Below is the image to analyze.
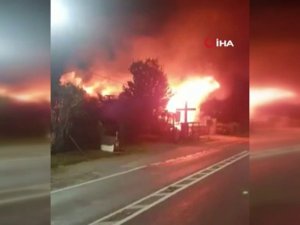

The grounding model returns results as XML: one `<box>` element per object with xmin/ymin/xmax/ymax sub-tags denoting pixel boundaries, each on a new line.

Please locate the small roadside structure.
<box><xmin>101</xmin><ymin>132</ymin><xmax>119</xmax><ymax>153</ymax></box>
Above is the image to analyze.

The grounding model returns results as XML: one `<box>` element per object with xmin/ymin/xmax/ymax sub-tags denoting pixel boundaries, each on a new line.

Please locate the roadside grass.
<box><xmin>51</xmin><ymin>142</ymin><xmax>172</xmax><ymax>169</ymax></box>
<box><xmin>51</xmin><ymin>137</ymin><xmax>215</xmax><ymax>169</ymax></box>
<box><xmin>51</xmin><ymin>150</ymin><xmax>117</xmax><ymax>169</ymax></box>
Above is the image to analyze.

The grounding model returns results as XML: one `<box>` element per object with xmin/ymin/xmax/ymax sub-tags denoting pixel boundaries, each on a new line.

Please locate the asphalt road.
<box><xmin>250</xmin><ymin>128</ymin><xmax>300</xmax><ymax>225</ymax></box>
<box><xmin>124</xmin><ymin>158</ymin><xmax>249</xmax><ymax>225</ymax></box>
<box><xmin>0</xmin><ymin>143</ymin><xmax>50</xmax><ymax>225</ymax></box>
<box><xmin>51</xmin><ymin>137</ymin><xmax>248</xmax><ymax>225</ymax></box>
<box><xmin>2</xmin><ymin>129</ymin><xmax>298</xmax><ymax>225</ymax></box>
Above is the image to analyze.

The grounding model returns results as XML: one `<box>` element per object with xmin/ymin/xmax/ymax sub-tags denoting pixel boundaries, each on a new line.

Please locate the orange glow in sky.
<box><xmin>60</xmin><ymin>71</ymin><xmax>120</xmax><ymax>97</ymax></box>
<box><xmin>60</xmin><ymin>72</ymin><xmax>220</xmax><ymax>123</ymax></box>
<box><xmin>250</xmin><ymin>87</ymin><xmax>296</xmax><ymax>117</ymax></box>
<box><xmin>167</xmin><ymin>76</ymin><xmax>220</xmax><ymax>122</ymax></box>
<box><xmin>0</xmin><ymin>85</ymin><xmax>49</xmax><ymax>103</ymax></box>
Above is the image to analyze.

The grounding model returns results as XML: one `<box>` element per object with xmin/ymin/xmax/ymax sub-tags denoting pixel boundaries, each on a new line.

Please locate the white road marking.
<box><xmin>149</xmin><ymin>149</ymin><xmax>221</xmax><ymax>166</ymax></box>
<box><xmin>88</xmin><ymin>150</ymin><xmax>248</xmax><ymax>225</ymax></box>
<box><xmin>51</xmin><ymin>166</ymin><xmax>146</xmax><ymax>194</ymax></box>
<box><xmin>0</xmin><ymin>191</ymin><xmax>48</xmax><ymax>205</ymax></box>
<box><xmin>0</xmin><ymin>184</ymin><xmax>49</xmax><ymax>196</ymax></box>
<box><xmin>51</xmin><ymin>146</ymin><xmax>233</xmax><ymax>194</ymax></box>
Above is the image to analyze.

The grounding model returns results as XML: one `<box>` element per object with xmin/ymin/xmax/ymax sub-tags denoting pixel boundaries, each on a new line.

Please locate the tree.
<box><xmin>122</xmin><ymin>58</ymin><xmax>170</xmax><ymax>108</ymax></box>
<box><xmin>120</xmin><ymin>58</ymin><xmax>170</xmax><ymax>138</ymax></box>
<box><xmin>70</xmin><ymin>95</ymin><xmax>102</xmax><ymax>150</ymax></box>
<box><xmin>51</xmin><ymin>83</ymin><xmax>102</xmax><ymax>152</ymax></box>
<box><xmin>51</xmin><ymin>84</ymin><xmax>85</xmax><ymax>152</ymax></box>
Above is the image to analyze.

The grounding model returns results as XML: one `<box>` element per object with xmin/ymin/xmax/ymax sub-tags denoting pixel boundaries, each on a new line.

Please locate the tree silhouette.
<box><xmin>123</xmin><ymin>58</ymin><xmax>170</xmax><ymax>111</ymax></box>
<box><xmin>120</xmin><ymin>58</ymin><xmax>170</xmax><ymax>138</ymax></box>
<box><xmin>51</xmin><ymin>84</ymin><xmax>101</xmax><ymax>152</ymax></box>
<box><xmin>51</xmin><ymin>84</ymin><xmax>85</xmax><ymax>152</ymax></box>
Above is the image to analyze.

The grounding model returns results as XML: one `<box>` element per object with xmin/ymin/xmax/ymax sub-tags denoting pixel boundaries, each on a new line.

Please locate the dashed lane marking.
<box><xmin>88</xmin><ymin>150</ymin><xmax>249</xmax><ymax>225</ymax></box>
<box><xmin>51</xmin><ymin>144</ymin><xmax>241</xmax><ymax>194</ymax></box>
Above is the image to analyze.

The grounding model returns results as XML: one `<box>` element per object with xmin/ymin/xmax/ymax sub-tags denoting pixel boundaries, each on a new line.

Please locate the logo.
<box><xmin>204</xmin><ymin>37</ymin><xmax>235</xmax><ymax>48</ymax></box>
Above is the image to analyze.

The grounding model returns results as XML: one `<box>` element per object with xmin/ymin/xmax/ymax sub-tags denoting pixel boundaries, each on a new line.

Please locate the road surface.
<box><xmin>250</xmin><ymin>128</ymin><xmax>300</xmax><ymax>225</ymax></box>
<box><xmin>0</xmin><ymin>143</ymin><xmax>50</xmax><ymax>225</ymax></box>
<box><xmin>51</xmin><ymin>137</ymin><xmax>249</xmax><ymax>225</ymax></box>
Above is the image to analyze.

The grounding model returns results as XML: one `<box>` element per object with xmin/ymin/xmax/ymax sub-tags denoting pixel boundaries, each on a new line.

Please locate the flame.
<box><xmin>167</xmin><ymin>76</ymin><xmax>220</xmax><ymax>122</ymax></box>
<box><xmin>250</xmin><ymin>87</ymin><xmax>296</xmax><ymax>117</ymax></box>
<box><xmin>59</xmin><ymin>71</ymin><xmax>220</xmax><ymax>123</ymax></box>
<box><xmin>59</xmin><ymin>71</ymin><xmax>120</xmax><ymax>97</ymax></box>
<box><xmin>60</xmin><ymin>71</ymin><xmax>83</xmax><ymax>87</ymax></box>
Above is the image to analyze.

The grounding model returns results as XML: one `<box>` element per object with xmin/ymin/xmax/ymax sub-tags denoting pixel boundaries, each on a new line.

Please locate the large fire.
<box><xmin>167</xmin><ymin>76</ymin><xmax>220</xmax><ymax>122</ymax></box>
<box><xmin>60</xmin><ymin>71</ymin><xmax>220</xmax><ymax>123</ymax></box>
<box><xmin>59</xmin><ymin>71</ymin><xmax>121</xmax><ymax>97</ymax></box>
<box><xmin>250</xmin><ymin>87</ymin><xmax>296</xmax><ymax>117</ymax></box>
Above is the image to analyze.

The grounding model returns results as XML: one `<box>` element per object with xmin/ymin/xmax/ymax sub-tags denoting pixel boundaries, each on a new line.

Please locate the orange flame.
<box><xmin>59</xmin><ymin>71</ymin><xmax>120</xmax><ymax>97</ymax></box>
<box><xmin>167</xmin><ymin>76</ymin><xmax>220</xmax><ymax>122</ymax></box>
<box><xmin>59</xmin><ymin>71</ymin><xmax>220</xmax><ymax>123</ymax></box>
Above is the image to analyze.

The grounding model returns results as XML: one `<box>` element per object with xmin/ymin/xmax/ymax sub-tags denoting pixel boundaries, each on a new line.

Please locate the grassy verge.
<box><xmin>51</xmin><ymin>142</ymin><xmax>172</xmax><ymax>169</ymax></box>
<box><xmin>51</xmin><ymin>142</ymin><xmax>176</xmax><ymax>169</ymax></box>
<box><xmin>51</xmin><ymin>150</ymin><xmax>120</xmax><ymax>169</ymax></box>
<box><xmin>51</xmin><ymin>138</ymin><xmax>216</xmax><ymax>169</ymax></box>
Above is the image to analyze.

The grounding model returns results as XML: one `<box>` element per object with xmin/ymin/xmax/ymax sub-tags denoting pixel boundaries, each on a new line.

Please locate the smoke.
<box><xmin>56</xmin><ymin>0</ymin><xmax>248</xmax><ymax>101</ymax></box>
